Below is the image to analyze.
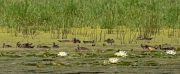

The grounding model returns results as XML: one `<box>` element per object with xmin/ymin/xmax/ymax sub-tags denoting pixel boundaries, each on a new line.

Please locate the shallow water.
<box><xmin>0</xmin><ymin>43</ymin><xmax>180</xmax><ymax>74</ymax></box>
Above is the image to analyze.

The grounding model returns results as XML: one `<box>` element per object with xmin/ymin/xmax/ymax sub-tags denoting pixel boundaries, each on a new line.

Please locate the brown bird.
<box><xmin>73</xmin><ymin>38</ymin><xmax>81</xmax><ymax>43</ymax></box>
<box><xmin>153</xmin><ymin>45</ymin><xmax>160</xmax><ymax>49</ymax></box>
<box><xmin>103</xmin><ymin>43</ymin><xmax>107</xmax><ymax>46</ymax></box>
<box><xmin>52</xmin><ymin>42</ymin><xmax>59</xmax><ymax>48</ymax></box>
<box><xmin>104</xmin><ymin>38</ymin><xmax>115</xmax><ymax>45</ymax></box>
<box><xmin>16</xmin><ymin>42</ymin><xmax>34</xmax><ymax>48</ymax></box>
<box><xmin>92</xmin><ymin>43</ymin><xmax>95</xmax><ymax>46</ymax></box>
<box><xmin>140</xmin><ymin>44</ymin><xmax>155</xmax><ymax>51</ymax></box>
<box><xmin>136</xmin><ymin>36</ymin><xmax>144</xmax><ymax>40</ymax></box>
<box><xmin>136</xmin><ymin>37</ymin><xmax>153</xmax><ymax>40</ymax></box>
<box><xmin>75</xmin><ymin>45</ymin><xmax>89</xmax><ymax>51</ymax></box>
<box><xmin>2</xmin><ymin>43</ymin><xmax>12</xmax><ymax>48</ymax></box>
<box><xmin>37</xmin><ymin>44</ymin><xmax>51</xmax><ymax>48</ymax></box>
<box><xmin>140</xmin><ymin>44</ymin><xmax>148</xmax><ymax>49</ymax></box>
<box><xmin>83</xmin><ymin>40</ymin><xmax>95</xmax><ymax>43</ymax></box>
<box><xmin>58</xmin><ymin>40</ymin><xmax>72</xmax><ymax>42</ymax></box>
<box><xmin>159</xmin><ymin>45</ymin><xmax>176</xmax><ymax>50</ymax></box>
<box><xmin>143</xmin><ymin>37</ymin><xmax>153</xmax><ymax>40</ymax></box>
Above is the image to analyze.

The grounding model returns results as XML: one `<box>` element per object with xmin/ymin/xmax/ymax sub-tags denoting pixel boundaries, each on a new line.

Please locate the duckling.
<box><xmin>147</xmin><ymin>46</ymin><xmax>155</xmax><ymax>51</ymax></box>
<box><xmin>75</xmin><ymin>45</ymin><xmax>89</xmax><ymax>51</ymax></box>
<box><xmin>52</xmin><ymin>42</ymin><xmax>59</xmax><ymax>48</ymax></box>
<box><xmin>2</xmin><ymin>43</ymin><xmax>12</xmax><ymax>48</ymax></box>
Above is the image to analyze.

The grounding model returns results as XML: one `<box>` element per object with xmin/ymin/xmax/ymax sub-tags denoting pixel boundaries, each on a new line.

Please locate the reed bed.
<box><xmin>0</xmin><ymin>0</ymin><xmax>180</xmax><ymax>42</ymax></box>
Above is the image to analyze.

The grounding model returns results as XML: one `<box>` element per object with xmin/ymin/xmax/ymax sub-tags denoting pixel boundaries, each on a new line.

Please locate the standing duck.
<box><xmin>2</xmin><ymin>43</ymin><xmax>12</xmax><ymax>48</ymax></box>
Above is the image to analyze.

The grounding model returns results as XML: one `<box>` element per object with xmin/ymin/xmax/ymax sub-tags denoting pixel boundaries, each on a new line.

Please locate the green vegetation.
<box><xmin>0</xmin><ymin>0</ymin><xmax>180</xmax><ymax>39</ymax></box>
<box><xmin>0</xmin><ymin>49</ymin><xmax>179</xmax><ymax>67</ymax></box>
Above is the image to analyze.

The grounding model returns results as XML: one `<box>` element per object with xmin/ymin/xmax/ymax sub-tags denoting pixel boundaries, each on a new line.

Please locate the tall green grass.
<box><xmin>0</xmin><ymin>0</ymin><xmax>180</xmax><ymax>39</ymax></box>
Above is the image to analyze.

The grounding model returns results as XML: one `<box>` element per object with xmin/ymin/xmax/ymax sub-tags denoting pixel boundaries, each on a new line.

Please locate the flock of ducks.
<box><xmin>2</xmin><ymin>37</ymin><xmax>177</xmax><ymax>51</ymax></box>
<box><xmin>141</xmin><ymin>43</ymin><xmax>176</xmax><ymax>51</ymax></box>
<box><xmin>2</xmin><ymin>38</ymin><xmax>115</xmax><ymax>51</ymax></box>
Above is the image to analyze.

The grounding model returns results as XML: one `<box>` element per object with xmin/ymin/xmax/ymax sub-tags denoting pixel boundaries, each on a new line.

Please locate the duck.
<box><xmin>159</xmin><ymin>45</ymin><xmax>176</xmax><ymax>50</ymax></box>
<box><xmin>140</xmin><ymin>44</ymin><xmax>148</xmax><ymax>49</ymax></box>
<box><xmin>153</xmin><ymin>45</ymin><xmax>160</xmax><ymax>49</ymax></box>
<box><xmin>136</xmin><ymin>37</ymin><xmax>153</xmax><ymax>40</ymax></box>
<box><xmin>28</xmin><ymin>46</ymin><xmax>35</xmax><ymax>48</ymax></box>
<box><xmin>37</xmin><ymin>44</ymin><xmax>51</xmax><ymax>48</ymax></box>
<box><xmin>2</xmin><ymin>43</ymin><xmax>12</xmax><ymax>48</ymax></box>
<box><xmin>52</xmin><ymin>42</ymin><xmax>59</xmax><ymax>48</ymax></box>
<box><xmin>103</xmin><ymin>43</ymin><xmax>107</xmax><ymax>46</ymax></box>
<box><xmin>92</xmin><ymin>43</ymin><xmax>95</xmax><ymax>46</ymax></box>
<box><xmin>141</xmin><ymin>44</ymin><xmax>156</xmax><ymax>51</ymax></box>
<box><xmin>104</xmin><ymin>38</ymin><xmax>115</xmax><ymax>45</ymax></box>
<box><xmin>75</xmin><ymin>45</ymin><xmax>89</xmax><ymax>51</ymax></box>
<box><xmin>73</xmin><ymin>38</ymin><xmax>81</xmax><ymax>43</ymax></box>
<box><xmin>16</xmin><ymin>42</ymin><xmax>29</xmax><ymax>48</ymax></box>
<box><xmin>136</xmin><ymin>36</ymin><xmax>144</xmax><ymax>40</ymax></box>
<box><xmin>143</xmin><ymin>37</ymin><xmax>153</xmax><ymax>40</ymax></box>
<box><xmin>58</xmin><ymin>40</ymin><xmax>72</xmax><ymax>42</ymax></box>
<box><xmin>16</xmin><ymin>42</ymin><xmax>34</xmax><ymax>48</ymax></box>
<box><xmin>83</xmin><ymin>40</ymin><xmax>95</xmax><ymax>43</ymax></box>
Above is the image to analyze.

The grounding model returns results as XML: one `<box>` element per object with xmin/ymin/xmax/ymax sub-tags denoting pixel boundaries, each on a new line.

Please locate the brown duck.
<box><xmin>37</xmin><ymin>44</ymin><xmax>51</xmax><ymax>48</ymax></box>
<box><xmin>140</xmin><ymin>44</ymin><xmax>156</xmax><ymax>51</ymax></box>
<box><xmin>2</xmin><ymin>43</ymin><xmax>12</xmax><ymax>48</ymax></box>
<box><xmin>73</xmin><ymin>38</ymin><xmax>81</xmax><ymax>43</ymax></box>
<box><xmin>104</xmin><ymin>38</ymin><xmax>115</xmax><ymax>45</ymax></box>
<box><xmin>92</xmin><ymin>43</ymin><xmax>95</xmax><ymax>46</ymax></box>
<box><xmin>52</xmin><ymin>42</ymin><xmax>59</xmax><ymax>48</ymax></box>
<box><xmin>140</xmin><ymin>44</ymin><xmax>148</xmax><ymax>49</ymax></box>
<box><xmin>137</xmin><ymin>37</ymin><xmax>153</xmax><ymax>40</ymax></box>
<box><xmin>16</xmin><ymin>42</ymin><xmax>34</xmax><ymax>48</ymax></box>
<box><xmin>159</xmin><ymin>44</ymin><xmax>176</xmax><ymax>50</ymax></box>
<box><xmin>83</xmin><ymin>40</ymin><xmax>95</xmax><ymax>43</ymax></box>
<box><xmin>58</xmin><ymin>40</ymin><xmax>72</xmax><ymax>42</ymax></box>
<box><xmin>75</xmin><ymin>45</ymin><xmax>89</xmax><ymax>51</ymax></box>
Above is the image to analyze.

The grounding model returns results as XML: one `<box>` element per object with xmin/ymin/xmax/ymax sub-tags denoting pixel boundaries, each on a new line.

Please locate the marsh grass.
<box><xmin>1</xmin><ymin>0</ymin><xmax>180</xmax><ymax>39</ymax></box>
